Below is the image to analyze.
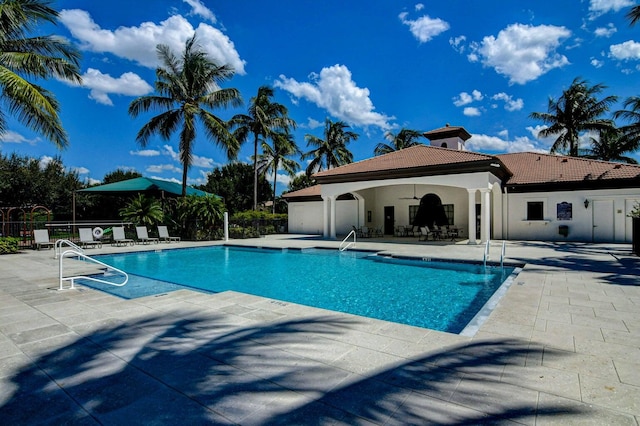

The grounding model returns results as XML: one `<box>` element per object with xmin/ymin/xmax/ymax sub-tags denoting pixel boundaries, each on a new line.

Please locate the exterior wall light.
<box><xmin>584</xmin><ymin>199</ymin><xmax>590</xmax><ymax>209</ymax></box>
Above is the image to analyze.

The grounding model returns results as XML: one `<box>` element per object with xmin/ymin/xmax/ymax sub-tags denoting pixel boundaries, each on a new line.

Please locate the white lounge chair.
<box><xmin>418</xmin><ymin>226</ymin><xmax>433</xmax><ymax>241</ymax></box>
<box><xmin>112</xmin><ymin>226</ymin><xmax>134</xmax><ymax>246</ymax></box>
<box><xmin>33</xmin><ymin>229</ymin><xmax>54</xmax><ymax>250</ymax></box>
<box><xmin>79</xmin><ymin>228</ymin><xmax>102</xmax><ymax>248</ymax></box>
<box><xmin>158</xmin><ymin>226</ymin><xmax>180</xmax><ymax>243</ymax></box>
<box><xmin>136</xmin><ymin>226</ymin><xmax>159</xmax><ymax>244</ymax></box>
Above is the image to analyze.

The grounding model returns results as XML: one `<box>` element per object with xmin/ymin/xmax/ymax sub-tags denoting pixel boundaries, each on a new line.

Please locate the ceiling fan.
<box><xmin>399</xmin><ymin>185</ymin><xmax>420</xmax><ymax>200</ymax></box>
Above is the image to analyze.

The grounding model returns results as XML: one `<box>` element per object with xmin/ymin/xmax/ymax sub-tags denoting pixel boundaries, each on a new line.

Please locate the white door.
<box><xmin>593</xmin><ymin>200</ymin><xmax>614</xmax><ymax>242</ymax></box>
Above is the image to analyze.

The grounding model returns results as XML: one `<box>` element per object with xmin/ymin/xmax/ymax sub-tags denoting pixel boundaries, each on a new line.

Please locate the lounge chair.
<box><xmin>33</xmin><ymin>229</ymin><xmax>54</xmax><ymax>250</ymax></box>
<box><xmin>112</xmin><ymin>226</ymin><xmax>134</xmax><ymax>246</ymax></box>
<box><xmin>418</xmin><ymin>226</ymin><xmax>433</xmax><ymax>241</ymax></box>
<box><xmin>79</xmin><ymin>228</ymin><xmax>102</xmax><ymax>248</ymax></box>
<box><xmin>136</xmin><ymin>226</ymin><xmax>159</xmax><ymax>244</ymax></box>
<box><xmin>158</xmin><ymin>225</ymin><xmax>180</xmax><ymax>242</ymax></box>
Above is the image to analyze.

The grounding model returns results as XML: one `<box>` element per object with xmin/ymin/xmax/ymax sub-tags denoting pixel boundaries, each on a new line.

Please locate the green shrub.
<box><xmin>0</xmin><ymin>237</ymin><xmax>20</xmax><ymax>254</ymax></box>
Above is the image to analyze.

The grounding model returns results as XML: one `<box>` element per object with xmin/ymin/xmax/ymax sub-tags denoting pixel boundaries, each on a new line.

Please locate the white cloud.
<box><xmin>609</xmin><ymin>40</ymin><xmax>640</xmax><ymax>60</ymax></box>
<box><xmin>274</xmin><ymin>64</ymin><xmax>393</xmax><ymax>129</ymax></box>
<box><xmin>468</xmin><ymin>24</ymin><xmax>571</xmax><ymax>84</ymax></box>
<box><xmin>39</xmin><ymin>155</ymin><xmax>55</xmax><ymax>169</ymax></box>
<box><xmin>183</xmin><ymin>0</ymin><xmax>216</xmax><ymax>23</ymax></box>
<box><xmin>588</xmin><ymin>0</ymin><xmax>634</xmax><ymax>19</ymax></box>
<box><xmin>130</xmin><ymin>149</ymin><xmax>161</xmax><ymax>157</ymax></box>
<box><xmin>59</xmin><ymin>10</ymin><xmax>246</xmax><ymax>74</ymax></box>
<box><xmin>453</xmin><ymin>90</ymin><xmax>483</xmax><ymax>106</ymax></box>
<box><xmin>162</xmin><ymin>144</ymin><xmax>217</xmax><ymax>169</ymax></box>
<box><xmin>467</xmin><ymin>133</ymin><xmax>546</xmax><ymax>153</ymax></box>
<box><xmin>146</xmin><ymin>164</ymin><xmax>182</xmax><ymax>174</ymax></box>
<box><xmin>151</xmin><ymin>175</ymin><xmax>181</xmax><ymax>184</ymax></box>
<box><xmin>399</xmin><ymin>12</ymin><xmax>449</xmax><ymax>43</ymax></box>
<box><xmin>491</xmin><ymin>92</ymin><xmax>524</xmax><ymax>111</ymax></box>
<box><xmin>305</xmin><ymin>117</ymin><xmax>323</xmax><ymax>129</ymax></box>
<box><xmin>415</xmin><ymin>4</ymin><xmax>424</xmax><ymax>12</ymax></box>
<box><xmin>449</xmin><ymin>35</ymin><xmax>467</xmax><ymax>53</ymax></box>
<box><xmin>73</xmin><ymin>68</ymin><xmax>153</xmax><ymax>105</ymax></box>
<box><xmin>0</xmin><ymin>130</ymin><xmax>40</xmax><ymax>145</ymax></box>
<box><xmin>591</xmin><ymin>58</ymin><xmax>605</xmax><ymax>67</ymax></box>
<box><xmin>72</xmin><ymin>166</ymin><xmax>90</xmax><ymax>175</ymax></box>
<box><xmin>594</xmin><ymin>23</ymin><xmax>617</xmax><ymax>37</ymax></box>
<box><xmin>463</xmin><ymin>107</ymin><xmax>481</xmax><ymax>117</ymax></box>
<box><xmin>87</xmin><ymin>177</ymin><xmax>101</xmax><ymax>185</ymax></box>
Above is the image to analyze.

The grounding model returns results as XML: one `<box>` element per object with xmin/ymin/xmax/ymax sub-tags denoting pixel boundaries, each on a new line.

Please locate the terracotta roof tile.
<box><xmin>282</xmin><ymin>184</ymin><xmax>321</xmax><ymax>198</ymax></box>
<box><xmin>496</xmin><ymin>152</ymin><xmax>640</xmax><ymax>185</ymax></box>
<box><xmin>424</xmin><ymin>125</ymin><xmax>471</xmax><ymax>141</ymax></box>
<box><xmin>314</xmin><ymin>145</ymin><xmax>494</xmax><ymax>179</ymax></box>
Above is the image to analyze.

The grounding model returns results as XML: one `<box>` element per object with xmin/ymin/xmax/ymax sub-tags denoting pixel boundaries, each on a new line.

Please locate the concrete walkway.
<box><xmin>0</xmin><ymin>237</ymin><xmax>638</xmax><ymax>425</ymax></box>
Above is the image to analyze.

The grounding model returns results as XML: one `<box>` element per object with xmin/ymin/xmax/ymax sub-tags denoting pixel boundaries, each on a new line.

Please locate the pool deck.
<box><xmin>1</xmin><ymin>235</ymin><xmax>639</xmax><ymax>425</ymax></box>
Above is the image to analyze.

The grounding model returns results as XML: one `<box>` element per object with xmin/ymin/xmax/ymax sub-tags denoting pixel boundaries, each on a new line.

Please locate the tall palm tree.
<box><xmin>627</xmin><ymin>5</ymin><xmax>640</xmax><ymax>26</ymax></box>
<box><xmin>303</xmin><ymin>118</ymin><xmax>358</xmax><ymax>175</ymax></box>
<box><xmin>581</xmin><ymin>127</ymin><xmax>638</xmax><ymax>164</ymax></box>
<box><xmin>229</xmin><ymin>86</ymin><xmax>296</xmax><ymax>210</ymax></box>
<box><xmin>257</xmin><ymin>131</ymin><xmax>300</xmax><ymax>213</ymax></box>
<box><xmin>374</xmin><ymin>128</ymin><xmax>424</xmax><ymax>156</ymax></box>
<box><xmin>0</xmin><ymin>0</ymin><xmax>81</xmax><ymax>148</ymax></box>
<box><xmin>530</xmin><ymin>77</ymin><xmax>617</xmax><ymax>156</ymax></box>
<box><xmin>614</xmin><ymin>96</ymin><xmax>640</xmax><ymax>152</ymax></box>
<box><xmin>128</xmin><ymin>35</ymin><xmax>242</xmax><ymax>196</ymax></box>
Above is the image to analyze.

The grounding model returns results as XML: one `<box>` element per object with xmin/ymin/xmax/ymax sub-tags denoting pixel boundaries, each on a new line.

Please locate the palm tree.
<box><xmin>119</xmin><ymin>194</ymin><xmax>164</xmax><ymax>225</ymax></box>
<box><xmin>257</xmin><ymin>131</ymin><xmax>300</xmax><ymax>213</ymax></box>
<box><xmin>303</xmin><ymin>118</ymin><xmax>358</xmax><ymax>175</ymax></box>
<box><xmin>229</xmin><ymin>86</ymin><xmax>296</xmax><ymax>210</ymax></box>
<box><xmin>0</xmin><ymin>0</ymin><xmax>82</xmax><ymax>148</ymax></box>
<box><xmin>627</xmin><ymin>5</ymin><xmax>640</xmax><ymax>26</ymax></box>
<box><xmin>374</xmin><ymin>128</ymin><xmax>424</xmax><ymax>156</ymax></box>
<box><xmin>614</xmin><ymin>96</ymin><xmax>640</xmax><ymax>153</ymax></box>
<box><xmin>128</xmin><ymin>35</ymin><xmax>242</xmax><ymax>196</ymax></box>
<box><xmin>581</xmin><ymin>127</ymin><xmax>638</xmax><ymax>164</ymax></box>
<box><xmin>530</xmin><ymin>78</ymin><xmax>617</xmax><ymax>156</ymax></box>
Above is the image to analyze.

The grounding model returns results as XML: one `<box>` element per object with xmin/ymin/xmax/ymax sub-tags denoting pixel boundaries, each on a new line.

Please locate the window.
<box><xmin>409</xmin><ymin>205</ymin><xmax>419</xmax><ymax>224</ymax></box>
<box><xmin>442</xmin><ymin>204</ymin><xmax>454</xmax><ymax>225</ymax></box>
<box><xmin>527</xmin><ymin>201</ymin><xmax>544</xmax><ymax>220</ymax></box>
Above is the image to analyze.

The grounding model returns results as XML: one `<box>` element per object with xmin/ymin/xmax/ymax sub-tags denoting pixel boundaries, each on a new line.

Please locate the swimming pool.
<box><xmin>84</xmin><ymin>246</ymin><xmax>519</xmax><ymax>334</ymax></box>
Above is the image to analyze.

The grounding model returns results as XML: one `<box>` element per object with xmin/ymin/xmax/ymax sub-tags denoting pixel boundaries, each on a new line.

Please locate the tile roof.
<box><xmin>282</xmin><ymin>184</ymin><xmax>321</xmax><ymax>198</ymax></box>
<box><xmin>496</xmin><ymin>152</ymin><xmax>640</xmax><ymax>185</ymax></box>
<box><xmin>423</xmin><ymin>125</ymin><xmax>471</xmax><ymax>141</ymax></box>
<box><xmin>314</xmin><ymin>145</ymin><xmax>495</xmax><ymax>179</ymax></box>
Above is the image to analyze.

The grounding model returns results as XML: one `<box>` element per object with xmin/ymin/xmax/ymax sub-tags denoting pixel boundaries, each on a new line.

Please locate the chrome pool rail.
<box><xmin>58</xmin><ymin>249</ymin><xmax>128</xmax><ymax>291</ymax></box>
<box><xmin>340</xmin><ymin>229</ymin><xmax>357</xmax><ymax>251</ymax></box>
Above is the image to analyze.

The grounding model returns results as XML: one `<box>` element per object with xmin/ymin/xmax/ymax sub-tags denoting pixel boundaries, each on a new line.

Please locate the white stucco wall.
<box><xmin>504</xmin><ymin>189</ymin><xmax>640</xmax><ymax>243</ymax></box>
<box><xmin>287</xmin><ymin>199</ymin><xmax>359</xmax><ymax>235</ymax></box>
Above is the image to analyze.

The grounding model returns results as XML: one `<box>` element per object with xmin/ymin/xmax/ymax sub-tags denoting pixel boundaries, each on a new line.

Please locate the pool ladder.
<box><xmin>483</xmin><ymin>240</ymin><xmax>506</xmax><ymax>269</ymax></box>
<box><xmin>340</xmin><ymin>230</ymin><xmax>357</xmax><ymax>251</ymax></box>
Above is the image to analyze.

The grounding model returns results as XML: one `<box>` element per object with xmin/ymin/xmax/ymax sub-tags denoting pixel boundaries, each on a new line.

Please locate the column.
<box><xmin>479</xmin><ymin>188</ymin><xmax>491</xmax><ymax>243</ymax></box>
<box><xmin>322</xmin><ymin>196</ymin><xmax>329</xmax><ymax>238</ymax></box>
<box><xmin>467</xmin><ymin>189</ymin><xmax>477</xmax><ymax>244</ymax></box>
<box><xmin>329</xmin><ymin>195</ymin><xmax>337</xmax><ymax>239</ymax></box>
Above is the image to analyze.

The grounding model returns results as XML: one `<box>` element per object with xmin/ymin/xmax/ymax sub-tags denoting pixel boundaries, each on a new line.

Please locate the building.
<box><xmin>283</xmin><ymin>125</ymin><xmax>640</xmax><ymax>243</ymax></box>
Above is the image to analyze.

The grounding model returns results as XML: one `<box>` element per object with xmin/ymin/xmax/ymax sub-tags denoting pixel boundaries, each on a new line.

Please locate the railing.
<box><xmin>483</xmin><ymin>239</ymin><xmax>490</xmax><ymax>268</ymax></box>
<box><xmin>54</xmin><ymin>239</ymin><xmax>84</xmax><ymax>259</ymax></box>
<box><xmin>500</xmin><ymin>241</ymin><xmax>506</xmax><ymax>269</ymax></box>
<box><xmin>58</xmin><ymin>249</ymin><xmax>128</xmax><ymax>291</ymax></box>
<box><xmin>340</xmin><ymin>230</ymin><xmax>357</xmax><ymax>252</ymax></box>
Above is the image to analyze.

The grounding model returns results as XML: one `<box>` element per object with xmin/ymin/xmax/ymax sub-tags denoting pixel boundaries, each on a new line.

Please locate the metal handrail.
<box><xmin>500</xmin><ymin>241</ymin><xmax>506</xmax><ymax>269</ymax></box>
<box><xmin>58</xmin><ymin>249</ymin><xmax>128</xmax><ymax>290</ymax></box>
<box><xmin>340</xmin><ymin>230</ymin><xmax>357</xmax><ymax>251</ymax></box>
<box><xmin>483</xmin><ymin>239</ymin><xmax>490</xmax><ymax>268</ymax></box>
<box><xmin>54</xmin><ymin>239</ymin><xmax>84</xmax><ymax>259</ymax></box>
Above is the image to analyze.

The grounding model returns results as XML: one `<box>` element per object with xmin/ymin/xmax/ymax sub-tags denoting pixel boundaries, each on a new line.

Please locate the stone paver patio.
<box><xmin>0</xmin><ymin>236</ymin><xmax>639</xmax><ymax>424</ymax></box>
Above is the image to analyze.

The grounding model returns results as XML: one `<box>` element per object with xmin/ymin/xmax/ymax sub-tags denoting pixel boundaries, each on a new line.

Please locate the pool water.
<box><xmin>85</xmin><ymin>246</ymin><xmax>517</xmax><ymax>333</ymax></box>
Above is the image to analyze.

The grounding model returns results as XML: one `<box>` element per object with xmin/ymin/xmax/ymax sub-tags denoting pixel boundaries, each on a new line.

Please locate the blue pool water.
<box><xmin>84</xmin><ymin>246</ymin><xmax>517</xmax><ymax>333</ymax></box>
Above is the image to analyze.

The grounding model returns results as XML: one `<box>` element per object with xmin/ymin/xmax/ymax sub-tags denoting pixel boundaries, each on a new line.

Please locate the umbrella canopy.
<box><xmin>77</xmin><ymin>177</ymin><xmax>210</xmax><ymax>197</ymax></box>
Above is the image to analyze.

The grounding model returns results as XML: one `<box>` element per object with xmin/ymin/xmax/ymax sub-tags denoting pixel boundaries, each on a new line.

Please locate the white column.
<box><xmin>480</xmin><ymin>188</ymin><xmax>491</xmax><ymax>243</ymax></box>
<box><xmin>322</xmin><ymin>196</ymin><xmax>329</xmax><ymax>238</ymax></box>
<box><xmin>223</xmin><ymin>211</ymin><xmax>229</xmax><ymax>241</ymax></box>
<box><xmin>330</xmin><ymin>195</ymin><xmax>337</xmax><ymax>239</ymax></box>
<box><xmin>467</xmin><ymin>189</ymin><xmax>477</xmax><ymax>244</ymax></box>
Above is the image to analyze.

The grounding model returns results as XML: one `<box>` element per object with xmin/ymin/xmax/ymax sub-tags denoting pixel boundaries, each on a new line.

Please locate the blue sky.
<box><xmin>3</xmin><ymin>0</ymin><xmax>640</xmax><ymax>194</ymax></box>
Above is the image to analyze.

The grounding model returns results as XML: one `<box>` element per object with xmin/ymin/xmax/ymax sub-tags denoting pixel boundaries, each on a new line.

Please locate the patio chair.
<box><xmin>447</xmin><ymin>226</ymin><xmax>460</xmax><ymax>241</ymax></box>
<box><xmin>135</xmin><ymin>226</ymin><xmax>159</xmax><ymax>244</ymax></box>
<box><xmin>112</xmin><ymin>226</ymin><xmax>134</xmax><ymax>246</ymax></box>
<box><xmin>418</xmin><ymin>226</ymin><xmax>433</xmax><ymax>241</ymax></box>
<box><xmin>79</xmin><ymin>228</ymin><xmax>102</xmax><ymax>248</ymax></box>
<box><xmin>158</xmin><ymin>225</ymin><xmax>180</xmax><ymax>243</ymax></box>
<box><xmin>33</xmin><ymin>229</ymin><xmax>54</xmax><ymax>250</ymax></box>
<box><xmin>394</xmin><ymin>226</ymin><xmax>406</xmax><ymax>237</ymax></box>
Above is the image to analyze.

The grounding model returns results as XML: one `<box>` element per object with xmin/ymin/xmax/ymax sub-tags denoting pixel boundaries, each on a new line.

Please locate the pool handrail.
<box><xmin>500</xmin><ymin>241</ymin><xmax>506</xmax><ymax>269</ymax></box>
<box><xmin>58</xmin><ymin>249</ymin><xmax>128</xmax><ymax>291</ymax></box>
<box><xmin>54</xmin><ymin>239</ymin><xmax>84</xmax><ymax>259</ymax></box>
<box><xmin>483</xmin><ymin>239</ymin><xmax>490</xmax><ymax>268</ymax></box>
<box><xmin>340</xmin><ymin>229</ymin><xmax>357</xmax><ymax>251</ymax></box>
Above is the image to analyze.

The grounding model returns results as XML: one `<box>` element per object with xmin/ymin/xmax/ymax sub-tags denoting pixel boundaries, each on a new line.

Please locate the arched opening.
<box><xmin>411</xmin><ymin>193</ymin><xmax>449</xmax><ymax>228</ymax></box>
<box><xmin>441</xmin><ymin>142</ymin><xmax>448</xmax><ymax>148</ymax></box>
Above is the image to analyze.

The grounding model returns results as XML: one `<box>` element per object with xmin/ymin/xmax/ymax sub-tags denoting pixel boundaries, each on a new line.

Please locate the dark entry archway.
<box><xmin>411</xmin><ymin>193</ymin><xmax>448</xmax><ymax>228</ymax></box>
